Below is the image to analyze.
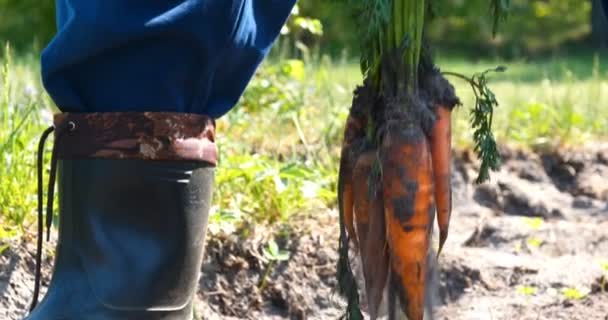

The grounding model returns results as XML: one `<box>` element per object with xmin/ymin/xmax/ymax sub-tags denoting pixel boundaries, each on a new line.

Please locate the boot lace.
<box><xmin>30</xmin><ymin>120</ymin><xmax>75</xmax><ymax>312</ymax></box>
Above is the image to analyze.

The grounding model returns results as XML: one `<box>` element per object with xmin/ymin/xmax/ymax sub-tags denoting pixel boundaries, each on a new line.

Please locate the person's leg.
<box><xmin>27</xmin><ymin>159</ymin><xmax>214</xmax><ymax>320</ymax></box>
<box><xmin>27</xmin><ymin>1</ymin><xmax>295</xmax><ymax>319</ymax></box>
<box><xmin>42</xmin><ymin>0</ymin><xmax>295</xmax><ymax>118</ymax></box>
<box><xmin>26</xmin><ymin>112</ymin><xmax>219</xmax><ymax>320</ymax></box>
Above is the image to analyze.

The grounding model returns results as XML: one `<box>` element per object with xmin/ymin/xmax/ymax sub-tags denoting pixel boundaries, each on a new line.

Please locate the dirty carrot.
<box><xmin>338</xmin><ymin>114</ymin><xmax>367</xmax><ymax>247</ymax></box>
<box><xmin>361</xmin><ymin>184</ymin><xmax>388</xmax><ymax>320</ymax></box>
<box><xmin>338</xmin><ymin>0</ymin><xmax>508</xmax><ymax>318</ymax></box>
<box><xmin>339</xmin><ymin>151</ymin><xmax>357</xmax><ymax>247</ymax></box>
<box><xmin>352</xmin><ymin>150</ymin><xmax>375</xmax><ymax>250</ymax></box>
<box><xmin>430</xmin><ymin>105</ymin><xmax>453</xmax><ymax>256</ymax></box>
<box><xmin>349</xmin><ymin>149</ymin><xmax>390</xmax><ymax>320</ymax></box>
<box><xmin>381</xmin><ymin>124</ymin><xmax>434</xmax><ymax>320</ymax></box>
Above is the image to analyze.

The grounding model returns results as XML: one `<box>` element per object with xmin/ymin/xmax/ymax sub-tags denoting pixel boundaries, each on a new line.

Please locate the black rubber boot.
<box><xmin>25</xmin><ymin>158</ymin><xmax>214</xmax><ymax>320</ymax></box>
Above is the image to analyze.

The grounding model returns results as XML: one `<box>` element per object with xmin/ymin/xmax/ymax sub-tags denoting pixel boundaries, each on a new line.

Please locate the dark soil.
<box><xmin>2</xmin><ymin>144</ymin><xmax>608</xmax><ymax>320</ymax></box>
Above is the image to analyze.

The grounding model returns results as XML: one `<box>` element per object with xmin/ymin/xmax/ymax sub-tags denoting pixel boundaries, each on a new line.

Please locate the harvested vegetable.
<box><xmin>430</xmin><ymin>104</ymin><xmax>452</xmax><ymax>256</ymax></box>
<box><xmin>381</xmin><ymin>116</ymin><xmax>434</xmax><ymax>320</ymax></box>
<box><xmin>336</xmin><ymin>1</ymin><xmax>510</xmax><ymax>319</ymax></box>
<box><xmin>338</xmin><ymin>84</ymin><xmax>374</xmax><ymax>247</ymax></box>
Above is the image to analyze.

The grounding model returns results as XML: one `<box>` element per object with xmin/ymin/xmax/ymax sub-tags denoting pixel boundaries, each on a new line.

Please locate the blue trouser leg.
<box><xmin>42</xmin><ymin>0</ymin><xmax>296</xmax><ymax>117</ymax></box>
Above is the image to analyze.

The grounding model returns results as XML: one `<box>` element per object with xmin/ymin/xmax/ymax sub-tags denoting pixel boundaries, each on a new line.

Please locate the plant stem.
<box><xmin>442</xmin><ymin>71</ymin><xmax>484</xmax><ymax>91</ymax></box>
<box><xmin>258</xmin><ymin>261</ymin><xmax>275</xmax><ymax>291</ymax></box>
<box><xmin>414</xmin><ymin>0</ymin><xmax>426</xmax><ymax>84</ymax></box>
<box><xmin>364</xmin><ymin>0</ymin><xmax>427</xmax><ymax>99</ymax></box>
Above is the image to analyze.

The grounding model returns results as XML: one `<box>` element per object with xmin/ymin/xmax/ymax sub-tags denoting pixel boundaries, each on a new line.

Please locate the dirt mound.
<box><xmin>0</xmin><ymin>239</ymin><xmax>51</xmax><ymax>320</ymax></box>
<box><xmin>2</xmin><ymin>145</ymin><xmax>608</xmax><ymax>320</ymax></box>
<box><xmin>198</xmin><ymin>217</ymin><xmax>344</xmax><ymax>320</ymax></box>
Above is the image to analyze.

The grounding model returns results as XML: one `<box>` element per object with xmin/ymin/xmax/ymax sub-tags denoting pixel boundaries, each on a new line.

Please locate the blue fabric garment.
<box><xmin>41</xmin><ymin>0</ymin><xmax>296</xmax><ymax>118</ymax></box>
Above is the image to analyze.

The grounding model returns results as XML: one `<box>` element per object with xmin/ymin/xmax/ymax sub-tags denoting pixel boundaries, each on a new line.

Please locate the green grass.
<box><xmin>0</xmin><ymin>44</ymin><xmax>53</xmax><ymax>239</ymax></box>
<box><xmin>1</xmin><ymin>48</ymin><xmax>608</xmax><ymax>241</ymax></box>
<box><xmin>436</xmin><ymin>52</ymin><xmax>608</xmax><ymax>83</ymax></box>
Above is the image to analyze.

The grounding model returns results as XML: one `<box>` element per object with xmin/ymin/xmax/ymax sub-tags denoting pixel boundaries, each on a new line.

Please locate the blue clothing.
<box><xmin>41</xmin><ymin>0</ymin><xmax>296</xmax><ymax>118</ymax></box>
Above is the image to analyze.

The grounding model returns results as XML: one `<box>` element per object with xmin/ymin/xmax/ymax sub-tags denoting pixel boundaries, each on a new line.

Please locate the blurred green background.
<box><xmin>2</xmin><ymin>0</ymin><xmax>606</xmax><ymax>57</ymax></box>
<box><xmin>298</xmin><ymin>0</ymin><xmax>608</xmax><ymax>57</ymax></box>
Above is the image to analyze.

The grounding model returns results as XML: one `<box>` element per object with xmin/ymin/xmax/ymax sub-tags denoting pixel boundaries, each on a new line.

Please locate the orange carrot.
<box><xmin>381</xmin><ymin>124</ymin><xmax>434</xmax><ymax>320</ymax></box>
<box><xmin>339</xmin><ymin>153</ymin><xmax>357</xmax><ymax>247</ymax></box>
<box><xmin>352</xmin><ymin>150</ymin><xmax>374</xmax><ymax>250</ymax></box>
<box><xmin>361</xmin><ymin>182</ymin><xmax>388</xmax><ymax>320</ymax></box>
<box><xmin>350</xmin><ymin>149</ymin><xmax>390</xmax><ymax>319</ymax></box>
<box><xmin>338</xmin><ymin>114</ymin><xmax>367</xmax><ymax>247</ymax></box>
<box><xmin>430</xmin><ymin>105</ymin><xmax>452</xmax><ymax>256</ymax></box>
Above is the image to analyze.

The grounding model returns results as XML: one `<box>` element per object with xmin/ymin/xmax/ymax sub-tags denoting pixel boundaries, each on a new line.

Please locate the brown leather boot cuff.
<box><xmin>53</xmin><ymin>112</ymin><xmax>218</xmax><ymax>166</ymax></box>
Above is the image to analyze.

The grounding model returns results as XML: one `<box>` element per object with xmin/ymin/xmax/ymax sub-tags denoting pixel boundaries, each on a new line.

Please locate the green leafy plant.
<box><xmin>214</xmin><ymin>153</ymin><xmax>334</xmax><ymax>225</ymax></box>
<box><xmin>276</xmin><ymin>4</ymin><xmax>324</xmax><ymax>59</ymax></box>
<box><xmin>523</xmin><ymin>217</ymin><xmax>544</xmax><ymax>230</ymax></box>
<box><xmin>237</xmin><ymin>60</ymin><xmax>304</xmax><ymax>115</ymax></box>
<box><xmin>263</xmin><ymin>240</ymin><xmax>291</xmax><ymax>262</ymax></box>
<box><xmin>443</xmin><ymin>66</ymin><xmax>506</xmax><ymax>183</ymax></box>
<box><xmin>259</xmin><ymin>239</ymin><xmax>290</xmax><ymax>290</ymax></box>
<box><xmin>517</xmin><ymin>285</ymin><xmax>538</xmax><ymax>296</ymax></box>
<box><xmin>526</xmin><ymin>236</ymin><xmax>542</xmax><ymax>248</ymax></box>
<box><xmin>207</xmin><ymin>209</ymin><xmax>242</xmax><ymax>235</ymax></box>
<box><xmin>562</xmin><ymin>287</ymin><xmax>587</xmax><ymax>300</ymax></box>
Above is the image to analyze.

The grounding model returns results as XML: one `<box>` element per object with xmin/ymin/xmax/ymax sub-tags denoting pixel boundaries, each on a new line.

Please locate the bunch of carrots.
<box><xmin>336</xmin><ymin>1</ymin><xmax>509</xmax><ymax>319</ymax></box>
<box><xmin>338</xmin><ymin>55</ymin><xmax>458</xmax><ymax>320</ymax></box>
